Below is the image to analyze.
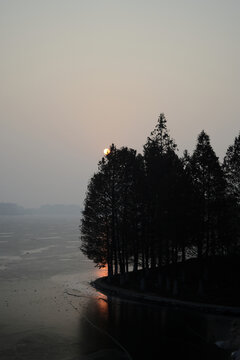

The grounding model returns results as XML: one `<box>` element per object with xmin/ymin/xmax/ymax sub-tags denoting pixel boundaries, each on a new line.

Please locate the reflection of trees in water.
<box><xmin>78</xmin><ymin>297</ymin><xmax>130</xmax><ymax>359</ymax></box>
<box><xmin>79</xmin><ymin>296</ymin><xmax>228</xmax><ymax>360</ymax></box>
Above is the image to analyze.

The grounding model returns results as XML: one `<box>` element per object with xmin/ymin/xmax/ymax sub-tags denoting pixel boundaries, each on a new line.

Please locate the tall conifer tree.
<box><xmin>190</xmin><ymin>131</ymin><xmax>226</xmax><ymax>257</ymax></box>
<box><xmin>143</xmin><ymin>114</ymin><xmax>178</xmax><ymax>267</ymax></box>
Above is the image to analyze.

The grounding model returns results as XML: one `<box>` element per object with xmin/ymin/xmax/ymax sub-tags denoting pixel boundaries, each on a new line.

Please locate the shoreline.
<box><xmin>92</xmin><ymin>276</ymin><xmax>240</xmax><ymax>316</ymax></box>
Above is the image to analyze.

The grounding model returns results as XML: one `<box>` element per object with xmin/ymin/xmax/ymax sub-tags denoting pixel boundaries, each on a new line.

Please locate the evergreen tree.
<box><xmin>81</xmin><ymin>144</ymin><xmax>145</xmax><ymax>277</ymax></box>
<box><xmin>143</xmin><ymin>114</ymin><xmax>178</xmax><ymax>267</ymax></box>
<box><xmin>223</xmin><ymin>133</ymin><xmax>240</xmax><ymax>204</ymax></box>
<box><xmin>190</xmin><ymin>131</ymin><xmax>226</xmax><ymax>257</ymax></box>
<box><xmin>222</xmin><ymin>133</ymin><xmax>240</xmax><ymax>253</ymax></box>
<box><xmin>81</xmin><ymin>172</ymin><xmax>111</xmax><ymax>271</ymax></box>
<box><xmin>181</xmin><ymin>150</ymin><xmax>201</xmax><ymax>259</ymax></box>
<box><xmin>80</xmin><ymin>114</ymin><xmax>240</xmax><ymax>285</ymax></box>
<box><xmin>114</xmin><ymin>149</ymin><xmax>145</xmax><ymax>273</ymax></box>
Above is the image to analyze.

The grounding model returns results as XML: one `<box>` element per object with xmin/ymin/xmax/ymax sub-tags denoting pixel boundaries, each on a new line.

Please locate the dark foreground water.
<box><xmin>0</xmin><ymin>215</ymin><xmax>239</xmax><ymax>360</ymax></box>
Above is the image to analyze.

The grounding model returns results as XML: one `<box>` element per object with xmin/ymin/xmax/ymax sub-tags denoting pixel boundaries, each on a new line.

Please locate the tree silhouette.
<box><xmin>80</xmin><ymin>114</ymin><xmax>240</xmax><ymax>284</ymax></box>
<box><xmin>143</xmin><ymin>114</ymin><xmax>179</xmax><ymax>267</ymax></box>
<box><xmin>80</xmin><ymin>144</ymin><xmax>145</xmax><ymax>277</ymax></box>
<box><xmin>223</xmin><ymin>133</ymin><xmax>240</xmax><ymax>204</ymax></box>
<box><xmin>81</xmin><ymin>172</ymin><xmax>110</xmax><ymax>270</ymax></box>
<box><xmin>190</xmin><ymin>131</ymin><xmax>227</xmax><ymax>257</ymax></box>
<box><xmin>222</xmin><ymin>133</ymin><xmax>240</xmax><ymax>253</ymax></box>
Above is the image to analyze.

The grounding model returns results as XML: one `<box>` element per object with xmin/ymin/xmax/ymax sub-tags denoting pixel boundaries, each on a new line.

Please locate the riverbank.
<box><xmin>92</xmin><ymin>276</ymin><xmax>240</xmax><ymax>315</ymax></box>
<box><xmin>92</xmin><ymin>256</ymin><xmax>240</xmax><ymax>316</ymax></box>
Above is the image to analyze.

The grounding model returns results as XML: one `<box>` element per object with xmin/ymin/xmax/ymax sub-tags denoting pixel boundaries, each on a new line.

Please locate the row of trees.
<box><xmin>81</xmin><ymin>114</ymin><xmax>240</xmax><ymax>277</ymax></box>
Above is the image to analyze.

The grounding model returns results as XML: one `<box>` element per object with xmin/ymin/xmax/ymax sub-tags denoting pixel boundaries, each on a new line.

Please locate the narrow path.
<box><xmin>93</xmin><ymin>277</ymin><xmax>240</xmax><ymax>316</ymax></box>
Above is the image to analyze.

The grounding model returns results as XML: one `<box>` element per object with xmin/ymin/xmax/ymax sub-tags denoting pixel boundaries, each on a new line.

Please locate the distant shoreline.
<box><xmin>0</xmin><ymin>202</ymin><xmax>81</xmax><ymax>216</ymax></box>
<box><xmin>92</xmin><ymin>276</ymin><xmax>240</xmax><ymax>316</ymax></box>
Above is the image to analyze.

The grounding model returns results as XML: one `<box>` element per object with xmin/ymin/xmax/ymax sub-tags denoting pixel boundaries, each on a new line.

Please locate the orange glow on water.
<box><xmin>96</xmin><ymin>266</ymin><xmax>108</xmax><ymax>278</ymax></box>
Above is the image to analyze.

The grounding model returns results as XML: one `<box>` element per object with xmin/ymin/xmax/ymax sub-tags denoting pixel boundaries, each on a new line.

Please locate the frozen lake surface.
<box><xmin>0</xmin><ymin>215</ymin><xmax>239</xmax><ymax>359</ymax></box>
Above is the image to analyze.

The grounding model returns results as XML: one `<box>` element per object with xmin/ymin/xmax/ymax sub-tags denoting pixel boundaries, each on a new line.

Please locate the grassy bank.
<box><xmin>95</xmin><ymin>256</ymin><xmax>240</xmax><ymax>308</ymax></box>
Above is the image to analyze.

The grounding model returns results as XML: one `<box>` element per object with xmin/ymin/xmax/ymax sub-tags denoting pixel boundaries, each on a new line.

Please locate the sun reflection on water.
<box><xmin>96</xmin><ymin>266</ymin><xmax>108</xmax><ymax>278</ymax></box>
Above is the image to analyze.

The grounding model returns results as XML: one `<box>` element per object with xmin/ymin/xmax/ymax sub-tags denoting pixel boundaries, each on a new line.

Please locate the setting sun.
<box><xmin>104</xmin><ymin>148</ymin><xmax>110</xmax><ymax>155</ymax></box>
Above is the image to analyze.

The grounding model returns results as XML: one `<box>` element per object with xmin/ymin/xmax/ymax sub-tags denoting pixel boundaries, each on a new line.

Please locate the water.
<box><xmin>0</xmin><ymin>215</ymin><xmax>239</xmax><ymax>359</ymax></box>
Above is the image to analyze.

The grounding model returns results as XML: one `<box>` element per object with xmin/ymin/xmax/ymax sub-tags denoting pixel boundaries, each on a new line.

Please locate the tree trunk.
<box><xmin>181</xmin><ymin>242</ymin><xmax>186</xmax><ymax>262</ymax></box>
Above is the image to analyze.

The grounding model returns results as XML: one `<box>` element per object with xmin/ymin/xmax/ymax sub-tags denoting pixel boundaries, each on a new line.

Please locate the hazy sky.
<box><xmin>1</xmin><ymin>0</ymin><xmax>239</xmax><ymax>208</ymax></box>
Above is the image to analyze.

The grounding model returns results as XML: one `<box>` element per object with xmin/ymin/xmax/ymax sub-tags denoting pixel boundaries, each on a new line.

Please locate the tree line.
<box><xmin>80</xmin><ymin>114</ymin><xmax>240</xmax><ymax>278</ymax></box>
